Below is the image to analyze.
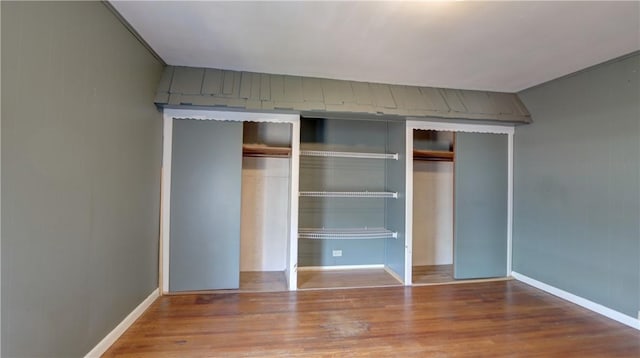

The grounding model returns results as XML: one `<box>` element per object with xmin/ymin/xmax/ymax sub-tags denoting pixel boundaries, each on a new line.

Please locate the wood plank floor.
<box><xmin>297</xmin><ymin>268</ymin><xmax>402</xmax><ymax>290</ymax></box>
<box><xmin>412</xmin><ymin>264</ymin><xmax>454</xmax><ymax>284</ymax></box>
<box><xmin>239</xmin><ymin>271</ymin><xmax>287</xmax><ymax>292</ymax></box>
<box><xmin>103</xmin><ymin>280</ymin><xmax>640</xmax><ymax>357</ymax></box>
<box><xmin>170</xmin><ymin>271</ymin><xmax>288</xmax><ymax>295</ymax></box>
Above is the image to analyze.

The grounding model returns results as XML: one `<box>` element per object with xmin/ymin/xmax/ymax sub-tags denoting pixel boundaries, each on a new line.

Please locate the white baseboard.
<box><xmin>384</xmin><ymin>266</ymin><xmax>404</xmax><ymax>284</ymax></box>
<box><xmin>85</xmin><ymin>288</ymin><xmax>160</xmax><ymax>357</ymax></box>
<box><xmin>298</xmin><ymin>264</ymin><xmax>384</xmax><ymax>271</ymax></box>
<box><xmin>512</xmin><ymin>272</ymin><xmax>640</xmax><ymax>331</ymax></box>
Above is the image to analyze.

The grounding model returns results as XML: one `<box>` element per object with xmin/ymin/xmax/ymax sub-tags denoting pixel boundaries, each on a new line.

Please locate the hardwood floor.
<box><xmin>239</xmin><ymin>271</ymin><xmax>287</xmax><ymax>292</ymax></box>
<box><xmin>297</xmin><ymin>268</ymin><xmax>402</xmax><ymax>290</ymax></box>
<box><xmin>412</xmin><ymin>264</ymin><xmax>454</xmax><ymax>284</ymax></box>
<box><xmin>104</xmin><ymin>280</ymin><xmax>640</xmax><ymax>357</ymax></box>
<box><xmin>167</xmin><ymin>271</ymin><xmax>287</xmax><ymax>295</ymax></box>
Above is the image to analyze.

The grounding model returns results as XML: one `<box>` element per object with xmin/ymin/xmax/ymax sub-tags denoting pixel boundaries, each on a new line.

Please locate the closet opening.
<box><xmin>239</xmin><ymin>122</ymin><xmax>292</xmax><ymax>292</ymax></box>
<box><xmin>412</xmin><ymin>129</ymin><xmax>455</xmax><ymax>284</ymax></box>
<box><xmin>296</xmin><ymin>117</ymin><xmax>406</xmax><ymax>290</ymax></box>
<box><xmin>164</xmin><ymin>111</ymin><xmax>299</xmax><ymax>294</ymax></box>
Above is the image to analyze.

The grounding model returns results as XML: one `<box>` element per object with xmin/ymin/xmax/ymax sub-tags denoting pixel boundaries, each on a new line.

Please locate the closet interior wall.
<box><xmin>412</xmin><ymin>162</ymin><xmax>453</xmax><ymax>265</ymax></box>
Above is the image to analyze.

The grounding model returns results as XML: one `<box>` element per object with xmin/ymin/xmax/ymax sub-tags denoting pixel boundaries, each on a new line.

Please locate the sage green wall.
<box><xmin>514</xmin><ymin>53</ymin><xmax>640</xmax><ymax>317</ymax></box>
<box><xmin>1</xmin><ymin>2</ymin><xmax>163</xmax><ymax>356</ymax></box>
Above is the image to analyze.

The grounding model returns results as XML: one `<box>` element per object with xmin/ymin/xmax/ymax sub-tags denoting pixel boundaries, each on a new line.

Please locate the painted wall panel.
<box><xmin>440</xmin><ymin>89</ymin><xmax>467</xmax><ymax>113</ymax></box>
<box><xmin>398</xmin><ymin>86</ymin><xmax>427</xmax><ymax>110</ymax></box>
<box><xmin>202</xmin><ymin>68</ymin><xmax>223</xmax><ymax>95</ymax></box>
<box><xmin>461</xmin><ymin>91</ymin><xmax>493</xmax><ymax>114</ymax></box>
<box><xmin>298</xmin><ymin>239</ymin><xmax>385</xmax><ymax>266</ymax></box>
<box><xmin>156</xmin><ymin>66</ymin><xmax>174</xmax><ymax>99</ymax></box>
<box><xmin>515</xmin><ymin>53</ymin><xmax>640</xmax><ymax>317</ymax></box>
<box><xmin>239</xmin><ymin>71</ymin><xmax>253</xmax><ymax>99</ymax></box>
<box><xmin>170</xmin><ymin>120</ymin><xmax>243</xmax><ymax>291</ymax></box>
<box><xmin>259</xmin><ymin>73</ymin><xmax>271</xmax><ymax>101</ymax></box>
<box><xmin>371</xmin><ymin>83</ymin><xmax>397</xmax><ymax>109</ymax></box>
<box><xmin>283</xmin><ymin>75</ymin><xmax>303</xmax><ymax>103</ymax></box>
<box><xmin>270</xmin><ymin>74</ymin><xmax>285</xmax><ymax>102</ymax></box>
<box><xmin>388</xmin><ymin>85</ymin><xmax>408</xmax><ymax>109</ymax></box>
<box><xmin>454</xmin><ymin>132</ymin><xmax>508</xmax><ymax>279</ymax></box>
<box><xmin>302</xmin><ymin>77</ymin><xmax>324</xmax><ymax>103</ymax></box>
<box><xmin>322</xmin><ymin>79</ymin><xmax>354</xmax><ymax>105</ymax></box>
<box><xmin>384</xmin><ymin>121</ymin><xmax>407</xmax><ymax>280</ymax></box>
<box><xmin>249</xmin><ymin>72</ymin><xmax>262</xmax><ymax>100</ymax></box>
<box><xmin>1</xmin><ymin>2</ymin><xmax>163</xmax><ymax>356</ymax></box>
<box><xmin>171</xmin><ymin>67</ymin><xmax>204</xmax><ymax>95</ymax></box>
<box><xmin>419</xmin><ymin>87</ymin><xmax>450</xmax><ymax>113</ymax></box>
<box><xmin>156</xmin><ymin>66</ymin><xmax>531</xmax><ymax>123</ymax></box>
<box><xmin>352</xmin><ymin>82</ymin><xmax>373</xmax><ymax>105</ymax></box>
<box><xmin>490</xmin><ymin>92</ymin><xmax>517</xmax><ymax>115</ymax></box>
<box><xmin>222</xmin><ymin>70</ymin><xmax>237</xmax><ymax>95</ymax></box>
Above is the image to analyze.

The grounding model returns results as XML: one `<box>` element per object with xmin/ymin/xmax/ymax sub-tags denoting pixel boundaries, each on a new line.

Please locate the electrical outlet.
<box><xmin>332</xmin><ymin>250</ymin><xmax>342</xmax><ymax>257</ymax></box>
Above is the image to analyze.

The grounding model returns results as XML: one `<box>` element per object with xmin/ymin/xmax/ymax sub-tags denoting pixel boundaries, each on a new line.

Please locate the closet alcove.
<box><xmin>405</xmin><ymin>121</ymin><xmax>512</xmax><ymax>285</ymax></box>
<box><xmin>296</xmin><ymin>117</ymin><xmax>406</xmax><ymax>289</ymax></box>
<box><xmin>163</xmin><ymin>110</ymin><xmax>300</xmax><ymax>293</ymax></box>
<box><xmin>239</xmin><ymin>122</ymin><xmax>292</xmax><ymax>292</ymax></box>
<box><xmin>412</xmin><ymin>130</ymin><xmax>455</xmax><ymax>284</ymax></box>
<box><xmin>161</xmin><ymin>109</ymin><xmax>513</xmax><ymax>294</ymax></box>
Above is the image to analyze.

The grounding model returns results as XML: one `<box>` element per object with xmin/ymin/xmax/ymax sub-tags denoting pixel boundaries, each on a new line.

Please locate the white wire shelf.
<box><xmin>298</xmin><ymin>227</ymin><xmax>398</xmax><ymax>240</ymax></box>
<box><xmin>300</xmin><ymin>150</ymin><xmax>398</xmax><ymax>160</ymax></box>
<box><xmin>299</xmin><ymin>191</ymin><xmax>397</xmax><ymax>198</ymax></box>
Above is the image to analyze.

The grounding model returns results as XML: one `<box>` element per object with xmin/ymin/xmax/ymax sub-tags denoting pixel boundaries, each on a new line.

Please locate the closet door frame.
<box><xmin>161</xmin><ymin>108</ymin><xmax>300</xmax><ymax>293</ymax></box>
<box><xmin>404</xmin><ymin>120</ymin><xmax>514</xmax><ymax>285</ymax></box>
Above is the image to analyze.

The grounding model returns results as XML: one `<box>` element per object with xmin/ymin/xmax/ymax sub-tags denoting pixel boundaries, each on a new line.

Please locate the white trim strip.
<box><xmin>84</xmin><ymin>288</ymin><xmax>160</xmax><ymax>357</ymax></box>
<box><xmin>404</xmin><ymin>122</ymin><xmax>413</xmax><ymax>285</ymax></box>
<box><xmin>512</xmin><ymin>272</ymin><xmax>640</xmax><ymax>330</ymax></box>
<box><xmin>161</xmin><ymin>115</ymin><xmax>172</xmax><ymax>293</ymax></box>
<box><xmin>297</xmin><ymin>264</ymin><xmax>385</xmax><ymax>271</ymax></box>
<box><xmin>506</xmin><ymin>133</ymin><xmax>514</xmax><ymax>274</ymax></box>
<box><xmin>384</xmin><ymin>265</ymin><xmax>405</xmax><ymax>284</ymax></box>
<box><xmin>287</xmin><ymin>118</ymin><xmax>300</xmax><ymax>291</ymax></box>
<box><xmin>406</xmin><ymin>120</ymin><xmax>514</xmax><ymax>135</ymax></box>
<box><xmin>163</xmin><ymin>108</ymin><xmax>299</xmax><ymax>124</ymax></box>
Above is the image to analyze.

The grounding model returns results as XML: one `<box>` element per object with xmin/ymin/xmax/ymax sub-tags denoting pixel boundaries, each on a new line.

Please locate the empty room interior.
<box><xmin>2</xmin><ymin>1</ymin><xmax>640</xmax><ymax>357</ymax></box>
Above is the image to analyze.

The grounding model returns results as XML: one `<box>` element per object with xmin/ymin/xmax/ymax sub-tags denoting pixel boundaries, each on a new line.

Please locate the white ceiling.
<box><xmin>111</xmin><ymin>1</ymin><xmax>640</xmax><ymax>93</ymax></box>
